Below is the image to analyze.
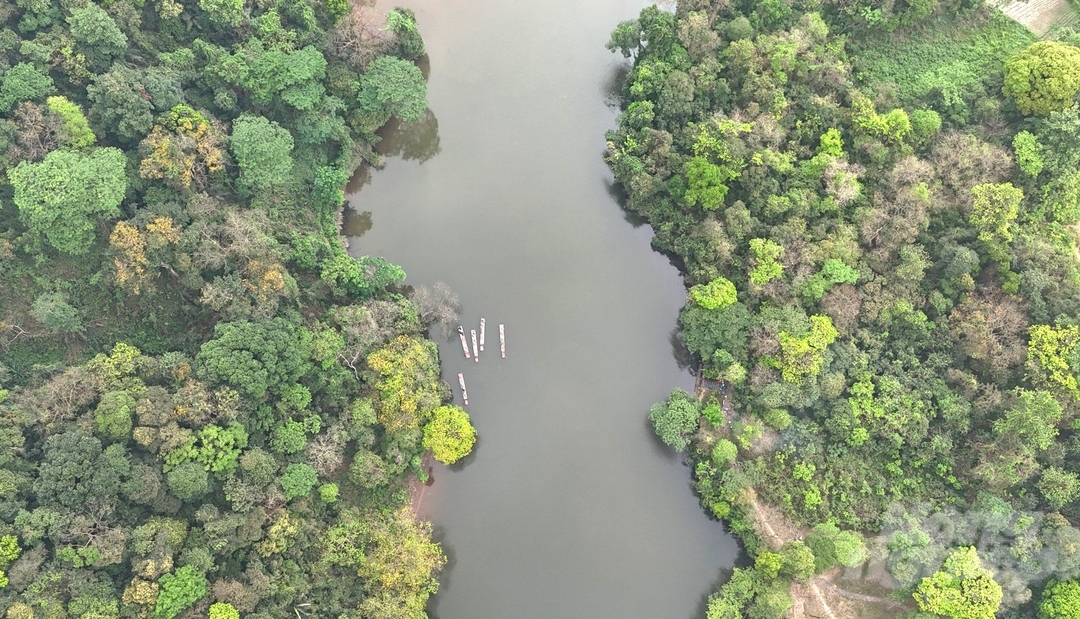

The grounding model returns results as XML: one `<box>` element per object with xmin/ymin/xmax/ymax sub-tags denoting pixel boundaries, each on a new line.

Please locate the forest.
<box><xmin>0</xmin><ymin>0</ymin><xmax>476</xmax><ymax>618</ymax></box>
<box><xmin>607</xmin><ymin>0</ymin><xmax>1080</xmax><ymax>617</ymax></box>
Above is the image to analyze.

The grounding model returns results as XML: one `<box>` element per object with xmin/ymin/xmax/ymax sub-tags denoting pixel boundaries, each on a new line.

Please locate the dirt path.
<box><xmin>993</xmin><ymin>0</ymin><xmax>1078</xmax><ymax>36</ymax></box>
<box><xmin>744</xmin><ymin>495</ymin><xmax>909</xmax><ymax>619</ymax></box>
<box><xmin>816</xmin><ymin>580</ymin><xmax>908</xmax><ymax>610</ymax></box>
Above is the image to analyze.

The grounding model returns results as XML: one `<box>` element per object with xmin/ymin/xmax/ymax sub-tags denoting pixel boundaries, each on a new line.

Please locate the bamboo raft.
<box><xmin>471</xmin><ymin>329</ymin><xmax>479</xmax><ymax>362</ymax></box>
<box><xmin>458</xmin><ymin>373</ymin><xmax>468</xmax><ymax>405</ymax></box>
<box><xmin>457</xmin><ymin>326</ymin><xmax>471</xmax><ymax>359</ymax></box>
<box><xmin>479</xmin><ymin>318</ymin><xmax>486</xmax><ymax>352</ymax></box>
<box><xmin>499</xmin><ymin>324</ymin><xmax>505</xmax><ymax>358</ymax></box>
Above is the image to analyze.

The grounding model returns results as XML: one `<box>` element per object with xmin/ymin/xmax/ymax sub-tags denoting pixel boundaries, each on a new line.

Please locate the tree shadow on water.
<box><xmin>600</xmin><ymin>59</ymin><xmax>633</xmax><ymax>109</ymax></box>
<box><xmin>694</xmin><ymin>567</ymin><xmax>734</xmax><ymax>619</ymax></box>
<box><xmin>603</xmin><ymin>177</ymin><xmax>652</xmax><ymax>228</ymax></box>
<box><xmin>340</xmin><ymin>209</ymin><xmax>373</xmax><ymax>238</ymax></box>
<box><xmin>376</xmin><ymin>108</ymin><xmax>442</xmax><ymax>163</ymax></box>
<box><xmin>643</xmin><ymin>413</ymin><xmax>679</xmax><ymax>462</ymax></box>
<box><xmin>670</xmin><ymin>325</ymin><xmax>695</xmax><ymax>372</ymax></box>
<box><xmin>424</xmin><ymin>523</ymin><xmax>454</xmax><ymax>619</ymax></box>
<box><xmin>446</xmin><ymin>433</ymin><xmax>480</xmax><ymax>472</ymax></box>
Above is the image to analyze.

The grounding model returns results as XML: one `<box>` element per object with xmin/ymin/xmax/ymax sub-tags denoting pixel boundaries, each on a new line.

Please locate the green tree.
<box><xmin>774</xmin><ymin>315</ymin><xmax>838</xmax><ymax>384</ymax></box>
<box><xmin>388</xmin><ymin>9</ymin><xmax>425</xmax><ymax>59</ymax></box>
<box><xmin>30</xmin><ymin>292</ymin><xmax>82</xmax><ymax>333</ymax></box>
<box><xmin>366</xmin><ymin>335</ymin><xmax>441</xmax><ymax>432</ymax></box>
<box><xmin>1013</xmin><ymin>130</ymin><xmax>1044</xmax><ymax>177</ymax></box>
<box><xmin>199</xmin><ymin>0</ymin><xmax>245</xmax><ymax>27</ymax></box>
<box><xmin>1028</xmin><ymin>325</ymin><xmax>1080</xmax><ymax>398</ymax></box>
<box><xmin>313</xmin><ymin>165</ymin><xmax>349</xmax><ymax>214</ymax></box>
<box><xmin>805</xmin><ymin>523</ymin><xmax>867</xmax><ymax>571</ymax></box>
<box><xmin>1004</xmin><ymin>41</ymin><xmax>1080</xmax><ymax>116</ymax></box>
<box><xmin>970</xmin><ymin>183</ymin><xmax>1023</xmax><ymax>262</ymax></box>
<box><xmin>422</xmin><ymin>405</ymin><xmax>477</xmax><ymax>464</ymax></box>
<box><xmin>326</xmin><ymin>0</ymin><xmax>348</xmax><ymax>22</ymax></box>
<box><xmin>320</xmin><ymin>252</ymin><xmax>407</xmax><ymax>299</ymax></box>
<box><xmin>87</xmin><ymin>65</ymin><xmax>154</xmax><ymax>143</ymax></box>
<box><xmin>164</xmin><ymin>423</ymin><xmax>250</xmax><ymax>476</ymax></box>
<box><xmin>356</xmin><ymin>55</ymin><xmax>428</xmax><ymax>128</ymax></box>
<box><xmin>607</xmin><ymin>18</ymin><xmax>643</xmax><ymax>58</ymax></box>
<box><xmin>321</xmin><ymin>508</ymin><xmax>445</xmax><ymax>618</ymax></box>
<box><xmin>155</xmin><ymin>566</ymin><xmax>209</xmax><ymax>619</ymax></box>
<box><xmin>94</xmin><ymin>391</ymin><xmax>136</xmax><ymax>441</ymax></box>
<box><xmin>914</xmin><ymin>547</ymin><xmax>1003</xmax><ymax>619</ymax></box>
<box><xmin>711</xmin><ymin>438</ymin><xmax>738</xmax><ymax>466</ymax></box>
<box><xmin>34</xmin><ymin>430</ymin><xmax>131</xmax><ymax>508</ymax></box>
<box><xmin>684</xmin><ymin>157</ymin><xmax>736</xmax><ymax>211</ymax></box>
<box><xmin>8</xmin><ymin>147</ymin><xmax>127</xmax><ymax>254</ymax></box>
<box><xmin>229</xmin><ymin>114</ymin><xmax>295</xmax><ymax>196</ymax></box>
<box><xmin>209</xmin><ymin>603</ymin><xmax>240</xmax><ymax>619</ymax></box>
<box><xmin>779</xmin><ymin>541</ymin><xmax>816</xmax><ymax>582</ymax></box>
<box><xmin>1040</xmin><ymin>580</ymin><xmax>1080</xmax><ymax>619</ymax></box>
<box><xmin>649</xmin><ymin>388</ymin><xmax>700</xmax><ymax>452</ymax></box>
<box><xmin>755</xmin><ymin>550</ymin><xmax>783</xmax><ymax>580</ymax></box>
<box><xmin>800</xmin><ymin>259</ymin><xmax>859</xmax><ymax>301</ymax></box>
<box><xmin>1038</xmin><ymin>467</ymin><xmax>1080</xmax><ymax>510</ymax></box>
<box><xmin>46</xmin><ymin>96</ymin><xmax>95</xmax><ymax>148</ymax></box>
<box><xmin>748</xmin><ymin>238</ymin><xmax>784</xmax><ymax>286</ymax></box>
<box><xmin>166</xmin><ymin>462</ymin><xmax>210</xmax><ymax>501</ymax></box>
<box><xmin>280</xmin><ymin>463</ymin><xmax>318</xmax><ymax>500</ymax></box>
<box><xmin>689</xmin><ymin>276</ymin><xmax>738</xmax><ymax>310</ymax></box>
<box><xmin>67</xmin><ymin>3</ymin><xmax>127</xmax><ymax>64</ymax></box>
<box><xmin>243</xmin><ymin>45</ymin><xmax>327</xmax><ymax>110</ymax></box>
<box><xmin>994</xmin><ymin>389</ymin><xmax>1063</xmax><ymax>452</ymax></box>
<box><xmin>0</xmin><ymin>535</ymin><xmax>21</xmax><ymax>588</ymax></box>
<box><xmin>196</xmin><ymin>318</ymin><xmax>313</xmax><ymax>401</ymax></box>
<box><xmin>0</xmin><ymin>63</ymin><xmax>55</xmax><ymax>113</ymax></box>
<box><xmin>271</xmin><ymin>416</ymin><xmax>320</xmax><ymax>454</ymax></box>
<box><xmin>319</xmin><ymin>483</ymin><xmax>340</xmax><ymax>503</ymax></box>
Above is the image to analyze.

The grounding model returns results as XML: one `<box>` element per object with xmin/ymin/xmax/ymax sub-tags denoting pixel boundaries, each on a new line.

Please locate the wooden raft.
<box><xmin>458</xmin><ymin>373</ymin><xmax>468</xmax><ymax>405</ymax></box>
<box><xmin>471</xmin><ymin>329</ymin><xmax>479</xmax><ymax>362</ymax></box>
<box><xmin>457</xmin><ymin>326</ymin><xmax>470</xmax><ymax>359</ymax></box>
<box><xmin>479</xmin><ymin>318</ymin><xmax>486</xmax><ymax>352</ymax></box>
<box><xmin>499</xmin><ymin>324</ymin><xmax>506</xmax><ymax>358</ymax></box>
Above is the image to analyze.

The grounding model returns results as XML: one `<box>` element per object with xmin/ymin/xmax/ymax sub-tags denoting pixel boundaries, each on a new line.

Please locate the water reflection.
<box><xmin>669</xmin><ymin>325</ymin><xmax>695</xmax><ymax>371</ymax></box>
<box><xmin>377</xmin><ymin>108</ymin><xmax>442</xmax><ymax>163</ymax></box>
<box><xmin>603</xmin><ymin>178</ymin><xmax>653</xmax><ymax>229</ymax></box>
<box><xmin>602</xmin><ymin>59</ymin><xmax>633</xmax><ymax>108</ymax></box>
<box><xmin>346</xmin><ymin>165</ymin><xmax>372</xmax><ymax>193</ymax></box>
<box><xmin>341</xmin><ymin>209</ymin><xmax>373</xmax><ymax>237</ymax></box>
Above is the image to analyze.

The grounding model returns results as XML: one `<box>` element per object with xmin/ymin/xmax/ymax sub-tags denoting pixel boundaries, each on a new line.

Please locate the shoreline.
<box><xmin>409</xmin><ymin>450</ymin><xmax>435</xmax><ymax>515</ymax></box>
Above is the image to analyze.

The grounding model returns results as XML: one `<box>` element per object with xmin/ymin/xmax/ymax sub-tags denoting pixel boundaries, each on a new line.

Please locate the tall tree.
<box><xmin>8</xmin><ymin>147</ymin><xmax>127</xmax><ymax>254</ymax></box>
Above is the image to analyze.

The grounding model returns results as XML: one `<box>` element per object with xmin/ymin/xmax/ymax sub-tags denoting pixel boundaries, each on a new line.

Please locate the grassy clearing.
<box><xmin>852</xmin><ymin>9</ymin><xmax>1036</xmax><ymax>104</ymax></box>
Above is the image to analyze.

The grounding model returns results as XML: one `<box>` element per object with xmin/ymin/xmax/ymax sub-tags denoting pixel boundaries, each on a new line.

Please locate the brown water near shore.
<box><xmin>344</xmin><ymin>1</ymin><xmax>742</xmax><ymax>617</ymax></box>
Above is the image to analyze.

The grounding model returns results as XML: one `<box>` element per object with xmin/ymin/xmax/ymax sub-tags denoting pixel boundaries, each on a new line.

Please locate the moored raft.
<box><xmin>458</xmin><ymin>326</ymin><xmax>470</xmax><ymax>359</ymax></box>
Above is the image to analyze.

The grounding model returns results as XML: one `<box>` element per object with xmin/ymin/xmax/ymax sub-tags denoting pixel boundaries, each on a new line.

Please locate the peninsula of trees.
<box><xmin>0</xmin><ymin>1</ymin><xmax>474</xmax><ymax>618</ymax></box>
<box><xmin>608</xmin><ymin>0</ymin><xmax>1080</xmax><ymax>617</ymax></box>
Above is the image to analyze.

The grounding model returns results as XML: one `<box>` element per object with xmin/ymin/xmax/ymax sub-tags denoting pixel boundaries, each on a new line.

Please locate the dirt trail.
<box><xmin>816</xmin><ymin>580</ymin><xmax>908</xmax><ymax>610</ymax></box>
<box><xmin>744</xmin><ymin>495</ymin><xmax>907</xmax><ymax>619</ymax></box>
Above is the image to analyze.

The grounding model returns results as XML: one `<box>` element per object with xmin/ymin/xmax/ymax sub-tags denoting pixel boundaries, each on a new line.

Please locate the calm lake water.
<box><xmin>344</xmin><ymin>1</ymin><xmax>741</xmax><ymax>617</ymax></box>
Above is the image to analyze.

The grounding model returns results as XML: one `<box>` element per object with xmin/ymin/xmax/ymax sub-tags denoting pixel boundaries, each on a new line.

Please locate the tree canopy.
<box><xmin>8</xmin><ymin>147</ymin><xmax>127</xmax><ymax>254</ymax></box>
<box><xmin>1004</xmin><ymin>41</ymin><xmax>1080</xmax><ymax>116</ymax></box>
<box><xmin>423</xmin><ymin>405</ymin><xmax>477</xmax><ymax>464</ymax></box>
<box><xmin>0</xmin><ymin>1</ymin><xmax>440</xmax><ymax>615</ymax></box>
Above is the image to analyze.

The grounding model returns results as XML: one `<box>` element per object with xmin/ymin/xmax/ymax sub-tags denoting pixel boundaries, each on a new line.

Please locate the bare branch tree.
<box><xmin>412</xmin><ymin>282</ymin><xmax>460</xmax><ymax>337</ymax></box>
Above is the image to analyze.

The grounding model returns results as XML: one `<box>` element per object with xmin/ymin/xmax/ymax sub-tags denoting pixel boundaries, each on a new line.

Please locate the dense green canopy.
<box><xmin>0</xmin><ymin>0</ymin><xmax>446</xmax><ymax>616</ymax></box>
<box><xmin>607</xmin><ymin>0</ymin><xmax>1080</xmax><ymax>616</ymax></box>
